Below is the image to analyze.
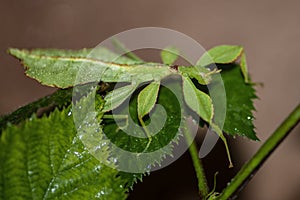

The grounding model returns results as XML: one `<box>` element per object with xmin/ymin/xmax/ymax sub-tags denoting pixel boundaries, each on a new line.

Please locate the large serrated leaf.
<box><xmin>0</xmin><ymin>97</ymin><xmax>133</xmax><ymax>199</ymax></box>
<box><xmin>219</xmin><ymin>64</ymin><xmax>258</xmax><ymax>140</ymax></box>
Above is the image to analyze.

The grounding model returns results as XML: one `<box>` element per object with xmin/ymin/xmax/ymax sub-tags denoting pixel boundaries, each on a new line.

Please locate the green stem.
<box><xmin>138</xmin><ymin>116</ymin><xmax>152</xmax><ymax>152</ymax></box>
<box><xmin>217</xmin><ymin>103</ymin><xmax>300</xmax><ymax>200</ymax></box>
<box><xmin>184</xmin><ymin>123</ymin><xmax>209</xmax><ymax>198</ymax></box>
<box><xmin>103</xmin><ymin>114</ymin><xmax>128</xmax><ymax>120</ymax></box>
<box><xmin>211</xmin><ymin>123</ymin><xmax>233</xmax><ymax>168</ymax></box>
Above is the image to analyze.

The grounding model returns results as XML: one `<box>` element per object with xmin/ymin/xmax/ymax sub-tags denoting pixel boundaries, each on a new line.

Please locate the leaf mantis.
<box><xmin>9</xmin><ymin>44</ymin><xmax>249</xmax><ymax>167</ymax></box>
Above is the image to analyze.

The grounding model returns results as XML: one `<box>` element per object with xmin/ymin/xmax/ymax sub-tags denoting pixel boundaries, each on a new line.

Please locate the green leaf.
<box><xmin>0</xmin><ymin>103</ymin><xmax>130</xmax><ymax>199</ymax></box>
<box><xmin>103</xmin><ymin>83</ymin><xmax>139</xmax><ymax>112</ymax></box>
<box><xmin>219</xmin><ymin>64</ymin><xmax>258</xmax><ymax>140</ymax></box>
<box><xmin>182</xmin><ymin>75</ymin><xmax>213</xmax><ymax>122</ymax></box>
<box><xmin>137</xmin><ymin>81</ymin><xmax>160</xmax><ymax>118</ymax></box>
<box><xmin>240</xmin><ymin>52</ymin><xmax>249</xmax><ymax>83</ymax></box>
<box><xmin>160</xmin><ymin>46</ymin><xmax>180</xmax><ymax>65</ymax></box>
<box><xmin>197</xmin><ymin>45</ymin><xmax>243</xmax><ymax>67</ymax></box>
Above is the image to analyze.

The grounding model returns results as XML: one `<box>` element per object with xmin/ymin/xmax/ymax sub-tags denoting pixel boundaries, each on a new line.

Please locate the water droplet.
<box><xmin>73</xmin><ymin>151</ymin><xmax>83</xmax><ymax>159</ymax></box>
<box><xmin>95</xmin><ymin>190</ymin><xmax>105</xmax><ymax>198</ymax></box>
<box><xmin>100</xmin><ymin>141</ymin><xmax>108</xmax><ymax>147</ymax></box>
<box><xmin>51</xmin><ymin>183</ymin><xmax>59</xmax><ymax>193</ymax></box>
<box><xmin>94</xmin><ymin>165</ymin><xmax>102</xmax><ymax>172</ymax></box>
<box><xmin>113</xmin><ymin>158</ymin><xmax>118</xmax><ymax>164</ymax></box>
<box><xmin>146</xmin><ymin>164</ymin><xmax>151</xmax><ymax>170</ymax></box>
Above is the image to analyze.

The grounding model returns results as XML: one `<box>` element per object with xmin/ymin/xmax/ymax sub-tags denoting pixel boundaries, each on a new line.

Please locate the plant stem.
<box><xmin>138</xmin><ymin>116</ymin><xmax>152</xmax><ymax>152</ymax></box>
<box><xmin>184</xmin><ymin>123</ymin><xmax>209</xmax><ymax>198</ymax></box>
<box><xmin>217</xmin><ymin>103</ymin><xmax>300</xmax><ymax>200</ymax></box>
<box><xmin>103</xmin><ymin>114</ymin><xmax>128</xmax><ymax>120</ymax></box>
<box><xmin>211</xmin><ymin>123</ymin><xmax>233</xmax><ymax>168</ymax></box>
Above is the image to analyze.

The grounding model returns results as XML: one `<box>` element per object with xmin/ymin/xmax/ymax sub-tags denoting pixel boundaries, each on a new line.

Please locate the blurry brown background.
<box><xmin>0</xmin><ymin>0</ymin><xmax>299</xmax><ymax>199</ymax></box>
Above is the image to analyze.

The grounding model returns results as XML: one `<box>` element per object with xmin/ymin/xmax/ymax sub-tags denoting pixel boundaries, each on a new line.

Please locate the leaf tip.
<box><xmin>7</xmin><ymin>48</ymin><xmax>25</xmax><ymax>59</ymax></box>
<box><xmin>7</xmin><ymin>48</ymin><xmax>17</xmax><ymax>55</ymax></box>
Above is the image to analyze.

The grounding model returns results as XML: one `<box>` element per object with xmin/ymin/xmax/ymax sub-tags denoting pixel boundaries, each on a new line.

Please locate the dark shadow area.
<box><xmin>128</xmin><ymin>136</ymin><xmax>245</xmax><ymax>199</ymax></box>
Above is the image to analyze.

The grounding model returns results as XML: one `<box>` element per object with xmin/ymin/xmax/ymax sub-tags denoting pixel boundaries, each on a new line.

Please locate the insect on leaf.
<box><xmin>103</xmin><ymin>83</ymin><xmax>139</xmax><ymax>112</ymax></box>
<box><xmin>182</xmin><ymin>75</ymin><xmax>213</xmax><ymax>122</ymax></box>
<box><xmin>8</xmin><ymin>48</ymin><xmax>175</xmax><ymax>88</ymax></box>
<box><xmin>160</xmin><ymin>46</ymin><xmax>180</xmax><ymax>65</ymax></box>
<box><xmin>197</xmin><ymin>45</ymin><xmax>243</xmax><ymax>67</ymax></box>
<box><xmin>137</xmin><ymin>81</ymin><xmax>160</xmax><ymax>119</ymax></box>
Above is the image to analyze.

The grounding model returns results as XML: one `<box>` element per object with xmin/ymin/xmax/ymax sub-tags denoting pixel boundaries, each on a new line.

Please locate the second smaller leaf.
<box><xmin>103</xmin><ymin>83</ymin><xmax>139</xmax><ymax>112</ymax></box>
<box><xmin>137</xmin><ymin>81</ymin><xmax>160</xmax><ymax>119</ymax></box>
<box><xmin>182</xmin><ymin>76</ymin><xmax>213</xmax><ymax>122</ymax></box>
